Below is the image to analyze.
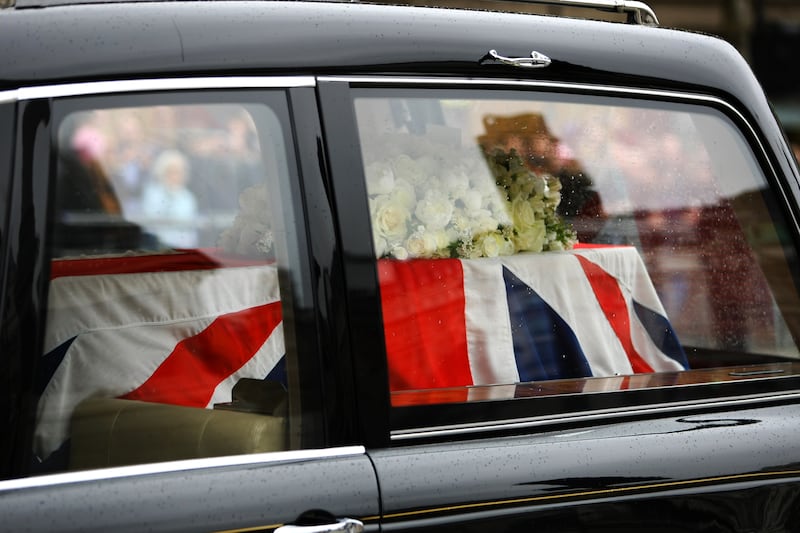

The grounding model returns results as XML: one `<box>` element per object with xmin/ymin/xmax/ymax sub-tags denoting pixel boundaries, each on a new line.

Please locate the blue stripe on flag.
<box><xmin>503</xmin><ymin>267</ymin><xmax>593</xmax><ymax>381</ymax></box>
<box><xmin>36</xmin><ymin>337</ymin><xmax>76</xmax><ymax>396</ymax></box>
<box><xmin>266</xmin><ymin>354</ymin><xmax>288</xmax><ymax>388</ymax></box>
<box><xmin>632</xmin><ymin>300</ymin><xmax>689</xmax><ymax>369</ymax></box>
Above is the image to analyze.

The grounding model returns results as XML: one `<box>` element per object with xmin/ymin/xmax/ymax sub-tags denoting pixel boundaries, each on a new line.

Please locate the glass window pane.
<box><xmin>37</xmin><ymin>100</ymin><xmax>295</xmax><ymax>474</ymax></box>
<box><xmin>353</xmin><ymin>91</ymin><xmax>800</xmax><ymax>407</ymax></box>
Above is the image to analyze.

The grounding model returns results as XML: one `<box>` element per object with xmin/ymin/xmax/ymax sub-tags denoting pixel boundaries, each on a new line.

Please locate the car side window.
<box><xmin>35</xmin><ymin>95</ymin><xmax>302</xmax><ymax>474</ymax></box>
<box><xmin>352</xmin><ymin>89</ymin><xmax>800</xmax><ymax>408</ymax></box>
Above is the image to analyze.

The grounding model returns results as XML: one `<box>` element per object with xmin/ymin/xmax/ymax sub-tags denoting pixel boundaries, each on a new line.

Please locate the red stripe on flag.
<box><xmin>378</xmin><ymin>258</ymin><xmax>472</xmax><ymax>391</ymax></box>
<box><xmin>575</xmin><ymin>255</ymin><xmax>654</xmax><ymax>374</ymax></box>
<box><xmin>50</xmin><ymin>248</ymin><xmax>272</xmax><ymax>280</ymax></box>
<box><xmin>121</xmin><ymin>301</ymin><xmax>283</xmax><ymax>406</ymax></box>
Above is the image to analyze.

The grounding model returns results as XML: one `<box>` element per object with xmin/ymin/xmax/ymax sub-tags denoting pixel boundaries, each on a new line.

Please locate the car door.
<box><xmin>318</xmin><ymin>76</ymin><xmax>800</xmax><ymax>531</ymax></box>
<box><xmin>0</xmin><ymin>78</ymin><xmax>380</xmax><ymax>532</ymax></box>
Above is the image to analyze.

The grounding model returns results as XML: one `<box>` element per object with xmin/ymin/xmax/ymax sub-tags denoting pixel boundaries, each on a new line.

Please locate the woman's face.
<box><xmin>162</xmin><ymin>161</ymin><xmax>187</xmax><ymax>189</ymax></box>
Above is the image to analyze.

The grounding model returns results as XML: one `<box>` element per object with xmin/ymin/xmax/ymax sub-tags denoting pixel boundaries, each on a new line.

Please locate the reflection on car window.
<box><xmin>54</xmin><ymin>105</ymin><xmax>270</xmax><ymax>255</ymax></box>
<box><xmin>37</xmin><ymin>102</ymin><xmax>293</xmax><ymax>475</ymax></box>
<box><xmin>353</xmin><ymin>92</ymin><xmax>800</xmax><ymax>407</ymax></box>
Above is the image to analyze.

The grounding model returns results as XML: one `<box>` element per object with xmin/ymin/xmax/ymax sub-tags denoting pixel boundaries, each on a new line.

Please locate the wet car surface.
<box><xmin>2</xmin><ymin>1</ymin><xmax>800</xmax><ymax>531</ymax></box>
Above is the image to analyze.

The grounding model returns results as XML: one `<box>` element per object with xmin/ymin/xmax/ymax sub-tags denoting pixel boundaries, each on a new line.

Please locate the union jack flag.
<box><xmin>379</xmin><ymin>246</ymin><xmax>688</xmax><ymax>395</ymax></box>
<box><xmin>36</xmin><ymin>251</ymin><xmax>285</xmax><ymax>465</ymax></box>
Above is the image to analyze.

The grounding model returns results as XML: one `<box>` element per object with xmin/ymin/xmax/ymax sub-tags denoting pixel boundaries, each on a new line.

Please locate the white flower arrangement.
<box><xmin>218</xmin><ymin>183</ymin><xmax>274</xmax><ymax>256</ymax></box>
<box><xmin>367</xmin><ymin>147</ymin><xmax>577</xmax><ymax>259</ymax></box>
<box><xmin>218</xmin><ymin>145</ymin><xmax>576</xmax><ymax>260</ymax></box>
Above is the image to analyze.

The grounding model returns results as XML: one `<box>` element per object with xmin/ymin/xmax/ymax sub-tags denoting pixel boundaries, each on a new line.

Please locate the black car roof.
<box><xmin>0</xmin><ymin>1</ymin><xmax>764</xmax><ymax>109</ymax></box>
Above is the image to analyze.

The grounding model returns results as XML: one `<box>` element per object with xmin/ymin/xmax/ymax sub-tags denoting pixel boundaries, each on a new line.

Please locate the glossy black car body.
<box><xmin>2</xmin><ymin>1</ymin><xmax>800</xmax><ymax>532</ymax></box>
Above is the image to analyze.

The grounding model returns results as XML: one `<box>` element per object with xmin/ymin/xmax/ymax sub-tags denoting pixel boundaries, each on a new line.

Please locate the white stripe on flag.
<box><xmin>45</xmin><ymin>265</ymin><xmax>280</xmax><ymax>353</ymax></box>
<box><xmin>209</xmin><ymin>322</ymin><xmax>286</xmax><ymax>406</ymax></box>
<box><xmin>461</xmin><ymin>259</ymin><xmax>519</xmax><ymax>385</ymax></box>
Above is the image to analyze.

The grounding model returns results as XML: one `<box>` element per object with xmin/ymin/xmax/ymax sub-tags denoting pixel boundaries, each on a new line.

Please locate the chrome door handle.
<box><xmin>275</xmin><ymin>517</ymin><xmax>364</xmax><ymax>533</ymax></box>
<box><xmin>487</xmin><ymin>49</ymin><xmax>552</xmax><ymax>68</ymax></box>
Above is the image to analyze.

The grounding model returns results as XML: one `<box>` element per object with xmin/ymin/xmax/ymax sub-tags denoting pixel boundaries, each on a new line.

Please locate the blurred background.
<box><xmin>400</xmin><ymin>0</ymin><xmax>800</xmax><ymax>145</ymax></box>
<box><xmin>645</xmin><ymin>0</ymin><xmax>800</xmax><ymax>143</ymax></box>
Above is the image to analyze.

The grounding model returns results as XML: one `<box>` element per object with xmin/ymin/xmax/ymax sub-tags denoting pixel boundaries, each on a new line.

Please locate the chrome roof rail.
<box><xmin>498</xmin><ymin>0</ymin><xmax>659</xmax><ymax>26</ymax></box>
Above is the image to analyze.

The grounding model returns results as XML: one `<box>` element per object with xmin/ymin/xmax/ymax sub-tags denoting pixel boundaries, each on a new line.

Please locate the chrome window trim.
<box><xmin>0</xmin><ymin>76</ymin><xmax>316</xmax><ymax>103</ymax></box>
<box><xmin>0</xmin><ymin>446</ymin><xmax>366</xmax><ymax>492</ymax></box>
<box><xmin>318</xmin><ymin>75</ymin><xmax>734</xmax><ymax>106</ymax></box>
<box><xmin>391</xmin><ymin>391</ymin><xmax>800</xmax><ymax>441</ymax></box>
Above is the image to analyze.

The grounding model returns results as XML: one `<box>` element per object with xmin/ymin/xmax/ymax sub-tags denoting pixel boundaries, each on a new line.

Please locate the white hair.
<box><xmin>152</xmin><ymin>149</ymin><xmax>189</xmax><ymax>182</ymax></box>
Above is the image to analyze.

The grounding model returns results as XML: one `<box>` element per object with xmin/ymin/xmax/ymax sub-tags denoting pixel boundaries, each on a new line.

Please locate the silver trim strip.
<box><xmin>492</xmin><ymin>0</ymin><xmax>659</xmax><ymax>25</ymax></box>
<box><xmin>0</xmin><ymin>445</ymin><xmax>365</xmax><ymax>492</ymax></box>
<box><xmin>0</xmin><ymin>76</ymin><xmax>316</xmax><ymax>103</ymax></box>
<box><xmin>318</xmin><ymin>75</ymin><xmax>730</xmax><ymax>105</ymax></box>
<box><xmin>391</xmin><ymin>392</ymin><xmax>800</xmax><ymax>441</ymax></box>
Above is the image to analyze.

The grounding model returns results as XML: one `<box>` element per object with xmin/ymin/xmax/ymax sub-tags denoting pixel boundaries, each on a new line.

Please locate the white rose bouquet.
<box><xmin>366</xmin><ymin>145</ymin><xmax>576</xmax><ymax>259</ymax></box>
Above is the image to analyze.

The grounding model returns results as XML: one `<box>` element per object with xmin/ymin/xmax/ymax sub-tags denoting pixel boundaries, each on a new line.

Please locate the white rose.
<box><xmin>472</xmin><ymin>209</ymin><xmax>500</xmax><ymax>234</ymax></box>
<box><xmin>415</xmin><ymin>190</ymin><xmax>453</xmax><ymax>230</ymax></box>
<box><xmin>442</xmin><ymin>169</ymin><xmax>470</xmax><ymax>195</ymax></box>
<box><xmin>405</xmin><ymin>229</ymin><xmax>440</xmax><ymax>258</ymax></box>
<box><xmin>432</xmin><ymin>229</ymin><xmax>451</xmax><ymax>249</ymax></box>
<box><xmin>391</xmin><ymin>178</ymin><xmax>416</xmax><ymax>209</ymax></box>
<box><xmin>529</xmin><ymin>195</ymin><xmax>546</xmax><ymax>216</ymax></box>
<box><xmin>422</xmin><ymin>176</ymin><xmax>444</xmax><ymax>196</ymax></box>
<box><xmin>476</xmin><ymin>232</ymin><xmax>513</xmax><ymax>258</ymax></box>
<box><xmin>450</xmin><ymin>210</ymin><xmax>471</xmax><ymax>232</ymax></box>
<box><xmin>514</xmin><ymin>220</ymin><xmax>546</xmax><ymax>252</ymax></box>
<box><xmin>390</xmin><ymin>246</ymin><xmax>409</xmax><ymax>260</ymax></box>
<box><xmin>373</xmin><ymin>198</ymin><xmax>410</xmax><ymax>242</ymax></box>
<box><xmin>446</xmin><ymin>226</ymin><xmax>461</xmax><ymax>244</ymax></box>
<box><xmin>460</xmin><ymin>189</ymin><xmax>483</xmax><ymax>212</ymax></box>
<box><xmin>511</xmin><ymin>197</ymin><xmax>537</xmax><ymax>230</ymax></box>
<box><xmin>545</xmin><ymin>190</ymin><xmax>562</xmax><ymax>207</ymax></box>
<box><xmin>365</xmin><ymin>161</ymin><xmax>396</xmax><ymax>195</ymax></box>
<box><xmin>474</xmin><ymin>174</ymin><xmax>499</xmax><ymax>197</ymax></box>
<box><xmin>392</xmin><ymin>154</ymin><xmax>426</xmax><ymax>185</ymax></box>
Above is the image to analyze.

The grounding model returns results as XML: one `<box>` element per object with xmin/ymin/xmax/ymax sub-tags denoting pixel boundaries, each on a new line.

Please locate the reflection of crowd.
<box><xmin>141</xmin><ymin>149</ymin><xmax>198</xmax><ymax>248</ymax></box>
<box><xmin>58</xmin><ymin>107</ymin><xmax>263</xmax><ymax>250</ymax></box>
<box><xmin>478</xmin><ymin>110</ymin><xmax>791</xmax><ymax>356</ymax></box>
<box><xmin>58</xmin><ymin>120</ymin><xmax>123</xmax><ymax>216</ymax></box>
<box><xmin>597</xmin><ymin>112</ymin><xmax>784</xmax><ymax>354</ymax></box>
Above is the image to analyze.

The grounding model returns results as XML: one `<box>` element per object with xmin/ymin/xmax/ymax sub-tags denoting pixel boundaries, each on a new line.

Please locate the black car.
<box><xmin>2</xmin><ymin>0</ymin><xmax>800</xmax><ymax>531</ymax></box>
